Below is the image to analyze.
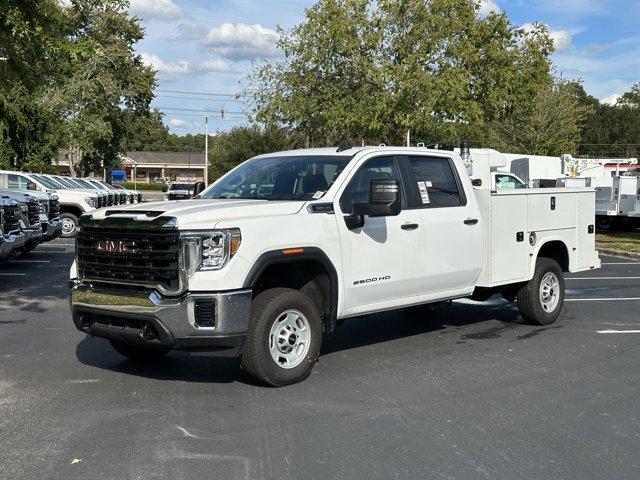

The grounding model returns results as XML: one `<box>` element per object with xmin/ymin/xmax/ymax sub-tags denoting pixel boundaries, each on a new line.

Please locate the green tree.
<box><xmin>0</xmin><ymin>0</ymin><xmax>157</xmax><ymax>173</ymax></box>
<box><xmin>491</xmin><ymin>79</ymin><xmax>594</xmax><ymax>155</ymax></box>
<box><xmin>248</xmin><ymin>0</ymin><xmax>554</xmax><ymax>147</ymax></box>
<box><xmin>0</xmin><ymin>0</ymin><xmax>69</xmax><ymax>170</ymax></box>
<box><xmin>208</xmin><ymin>125</ymin><xmax>306</xmax><ymax>180</ymax></box>
<box><xmin>56</xmin><ymin>0</ymin><xmax>157</xmax><ymax>176</ymax></box>
<box><xmin>573</xmin><ymin>82</ymin><xmax>640</xmax><ymax>157</ymax></box>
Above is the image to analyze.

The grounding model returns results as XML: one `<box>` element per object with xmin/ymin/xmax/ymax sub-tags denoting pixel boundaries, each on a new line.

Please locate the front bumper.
<box><xmin>69</xmin><ymin>280</ymin><xmax>252</xmax><ymax>355</ymax></box>
<box><xmin>41</xmin><ymin>218</ymin><xmax>63</xmax><ymax>241</ymax></box>
<box><xmin>22</xmin><ymin>223</ymin><xmax>43</xmax><ymax>243</ymax></box>
<box><xmin>1</xmin><ymin>233</ymin><xmax>26</xmax><ymax>261</ymax></box>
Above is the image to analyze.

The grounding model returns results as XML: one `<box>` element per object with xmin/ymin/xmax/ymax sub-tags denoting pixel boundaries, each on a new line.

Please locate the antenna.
<box><xmin>336</xmin><ymin>139</ymin><xmax>352</xmax><ymax>152</ymax></box>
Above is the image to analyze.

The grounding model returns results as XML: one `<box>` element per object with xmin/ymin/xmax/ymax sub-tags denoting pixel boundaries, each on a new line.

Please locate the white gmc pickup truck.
<box><xmin>69</xmin><ymin>146</ymin><xmax>600</xmax><ymax>386</ymax></box>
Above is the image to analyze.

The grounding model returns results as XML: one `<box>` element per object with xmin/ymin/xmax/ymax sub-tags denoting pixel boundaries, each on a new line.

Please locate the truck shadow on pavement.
<box><xmin>74</xmin><ymin>297</ymin><xmax>535</xmax><ymax>385</ymax></box>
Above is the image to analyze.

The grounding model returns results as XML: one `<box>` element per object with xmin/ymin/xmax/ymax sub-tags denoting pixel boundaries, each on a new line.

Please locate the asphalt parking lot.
<box><xmin>1</xmin><ymin>240</ymin><xmax>640</xmax><ymax>480</ymax></box>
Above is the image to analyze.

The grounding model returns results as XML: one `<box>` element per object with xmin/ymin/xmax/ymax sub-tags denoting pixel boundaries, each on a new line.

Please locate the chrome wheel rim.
<box><xmin>61</xmin><ymin>218</ymin><xmax>76</xmax><ymax>236</ymax></box>
<box><xmin>539</xmin><ymin>272</ymin><xmax>560</xmax><ymax>313</ymax></box>
<box><xmin>269</xmin><ymin>309</ymin><xmax>311</xmax><ymax>369</ymax></box>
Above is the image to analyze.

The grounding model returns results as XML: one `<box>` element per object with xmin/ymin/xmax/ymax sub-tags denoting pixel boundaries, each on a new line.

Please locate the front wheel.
<box><xmin>241</xmin><ymin>288</ymin><xmax>323</xmax><ymax>387</ymax></box>
<box><xmin>59</xmin><ymin>213</ymin><xmax>79</xmax><ymax>238</ymax></box>
<box><xmin>516</xmin><ymin>257</ymin><xmax>565</xmax><ymax>325</ymax></box>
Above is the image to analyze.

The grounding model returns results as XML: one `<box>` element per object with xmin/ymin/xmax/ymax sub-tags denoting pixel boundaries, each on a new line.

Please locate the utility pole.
<box><xmin>204</xmin><ymin>116</ymin><xmax>209</xmax><ymax>186</ymax></box>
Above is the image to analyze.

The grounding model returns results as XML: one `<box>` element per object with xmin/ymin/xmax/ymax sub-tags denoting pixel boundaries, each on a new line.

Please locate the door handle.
<box><xmin>464</xmin><ymin>218</ymin><xmax>479</xmax><ymax>225</ymax></box>
<box><xmin>401</xmin><ymin>223</ymin><xmax>419</xmax><ymax>230</ymax></box>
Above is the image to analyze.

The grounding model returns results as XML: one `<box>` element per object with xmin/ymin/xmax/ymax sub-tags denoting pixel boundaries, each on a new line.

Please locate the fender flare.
<box><xmin>243</xmin><ymin>247</ymin><xmax>340</xmax><ymax>331</ymax></box>
<box><xmin>529</xmin><ymin>237</ymin><xmax>571</xmax><ymax>277</ymax></box>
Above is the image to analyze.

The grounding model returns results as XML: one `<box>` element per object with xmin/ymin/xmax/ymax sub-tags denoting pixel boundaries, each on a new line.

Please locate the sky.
<box><xmin>129</xmin><ymin>0</ymin><xmax>640</xmax><ymax>136</ymax></box>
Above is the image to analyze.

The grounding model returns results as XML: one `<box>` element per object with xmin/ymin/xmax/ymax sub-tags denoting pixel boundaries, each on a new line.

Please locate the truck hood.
<box><xmin>91</xmin><ymin>199</ymin><xmax>306</xmax><ymax>228</ymax></box>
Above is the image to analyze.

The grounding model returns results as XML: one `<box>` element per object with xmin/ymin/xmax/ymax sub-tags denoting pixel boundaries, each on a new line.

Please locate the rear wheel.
<box><xmin>241</xmin><ymin>288</ymin><xmax>323</xmax><ymax>387</ymax></box>
<box><xmin>59</xmin><ymin>213</ymin><xmax>79</xmax><ymax>238</ymax></box>
<box><xmin>516</xmin><ymin>257</ymin><xmax>565</xmax><ymax>325</ymax></box>
<box><xmin>109</xmin><ymin>340</ymin><xmax>170</xmax><ymax>360</ymax></box>
<box><xmin>596</xmin><ymin>216</ymin><xmax>611</xmax><ymax>231</ymax></box>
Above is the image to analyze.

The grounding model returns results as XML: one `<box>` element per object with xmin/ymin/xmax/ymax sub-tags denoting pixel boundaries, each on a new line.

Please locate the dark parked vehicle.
<box><xmin>0</xmin><ymin>196</ymin><xmax>26</xmax><ymax>262</ymax></box>
<box><xmin>164</xmin><ymin>182</ymin><xmax>197</xmax><ymax>200</ymax></box>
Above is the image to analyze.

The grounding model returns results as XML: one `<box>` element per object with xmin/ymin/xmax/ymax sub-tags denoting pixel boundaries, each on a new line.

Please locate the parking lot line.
<box><xmin>566</xmin><ymin>276</ymin><xmax>640</xmax><ymax>280</ymax></box>
<box><xmin>566</xmin><ymin>297</ymin><xmax>640</xmax><ymax>302</ymax></box>
<box><xmin>602</xmin><ymin>262</ymin><xmax>640</xmax><ymax>265</ymax></box>
<box><xmin>598</xmin><ymin>329</ymin><xmax>640</xmax><ymax>334</ymax></box>
<box><xmin>12</xmin><ymin>260</ymin><xmax>51</xmax><ymax>264</ymax></box>
<box><xmin>0</xmin><ymin>273</ymin><xmax>27</xmax><ymax>276</ymax></box>
<box><xmin>32</xmin><ymin>250</ymin><xmax>72</xmax><ymax>254</ymax></box>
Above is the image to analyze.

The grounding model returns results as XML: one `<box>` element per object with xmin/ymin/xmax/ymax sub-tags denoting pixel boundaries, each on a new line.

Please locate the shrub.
<box><xmin>120</xmin><ymin>181</ymin><xmax>166</xmax><ymax>191</ymax></box>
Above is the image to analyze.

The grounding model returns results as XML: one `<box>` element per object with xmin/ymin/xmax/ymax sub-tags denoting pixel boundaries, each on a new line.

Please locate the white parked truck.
<box><xmin>69</xmin><ymin>146</ymin><xmax>600</xmax><ymax>386</ymax></box>
<box><xmin>0</xmin><ymin>171</ymin><xmax>99</xmax><ymax>238</ymax></box>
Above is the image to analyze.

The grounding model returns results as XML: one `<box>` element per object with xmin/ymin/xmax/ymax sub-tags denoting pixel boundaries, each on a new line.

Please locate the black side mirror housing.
<box><xmin>345</xmin><ymin>179</ymin><xmax>401</xmax><ymax>229</ymax></box>
<box><xmin>194</xmin><ymin>182</ymin><xmax>205</xmax><ymax>195</ymax></box>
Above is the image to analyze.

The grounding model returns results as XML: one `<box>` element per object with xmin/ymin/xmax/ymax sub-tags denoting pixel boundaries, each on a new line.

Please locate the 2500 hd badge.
<box><xmin>353</xmin><ymin>275</ymin><xmax>391</xmax><ymax>286</ymax></box>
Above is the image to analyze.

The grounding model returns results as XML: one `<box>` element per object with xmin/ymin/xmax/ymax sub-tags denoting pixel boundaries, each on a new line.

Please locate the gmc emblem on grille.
<box><xmin>96</xmin><ymin>240</ymin><xmax>136</xmax><ymax>254</ymax></box>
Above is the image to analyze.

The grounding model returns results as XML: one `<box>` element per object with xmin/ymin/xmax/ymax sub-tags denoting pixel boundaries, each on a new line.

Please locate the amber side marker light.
<box><xmin>282</xmin><ymin>248</ymin><xmax>304</xmax><ymax>255</ymax></box>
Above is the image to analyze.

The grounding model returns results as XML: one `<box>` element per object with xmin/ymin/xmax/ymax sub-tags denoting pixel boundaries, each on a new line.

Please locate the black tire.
<box><xmin>516</xmin><ymin>257</ymin><xmax>565</xmax><ymax>326</ymax></box>
<box><xmin>59</xmin><ymin>212</ymin><xmax>79</xmax><ymax>238</ymax></box>
<box><xmin>596</xmin><ymin>216</ymin><xmax>611</xmax><ymax>231</ymax></box>
<box><xmin>109</xmin><ymin>340</ymin><xmax>170</xmax><ymax>360</ymax></box>
<box><xmin>241</xmin><ymin>288</ymin><xmax>323</xmax><ymax>387</ymax></box>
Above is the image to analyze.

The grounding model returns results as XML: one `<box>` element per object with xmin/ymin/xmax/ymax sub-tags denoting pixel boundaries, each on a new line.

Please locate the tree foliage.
<box><xmin>248</xmin><ymin>0</ymin><xmax>558</xmax><ymax>149</ymax></box>
<box><xmin>207</xmin><ymin>125</ymin><xmax>307</xmax><ymax>179</ymax></box>
<box><xmin>491</xmin><ymin>80</ymin><xmax>594</xmax><ymax>156</ymax></box>
<box><xmin>0</xmin><ymin>0</ymin><xmax>156</xmax><ymax>172</ymax></box>
<box><xmin>571</xmin><ymin>82</ymin><xmax>640</xmax><ymax>158</ymax></box>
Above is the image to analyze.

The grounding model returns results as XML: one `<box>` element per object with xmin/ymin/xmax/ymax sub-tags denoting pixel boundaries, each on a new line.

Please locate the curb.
<box><xmin>596</xmin><ymin>246</ymin><xmax>640</xmax><ymax>260</ymax></box>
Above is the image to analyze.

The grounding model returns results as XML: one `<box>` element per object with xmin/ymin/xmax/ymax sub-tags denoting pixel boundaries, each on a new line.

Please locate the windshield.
<box><xmin>75</xmin><ymin>179</ymin><xmax>95</xmax><ymax>189</ymax></box>
<box><xmin>201</xmin><ymin>155</ymin><xmax>351</xmax><ymax>201</ymax></box>
<box><xmin>170</xmin><ymin>183</ymin><xmax>193</xmax><ymax>191</ymax></box>
<box><xmin>54</xmin><ymin>177</ymin><xmax>77</xmax><ymax>188</ymax></box>
<box><xmin>39</xmin><ymin>175</ymin><xmax>66</xmax><ymax>189</ymax></box>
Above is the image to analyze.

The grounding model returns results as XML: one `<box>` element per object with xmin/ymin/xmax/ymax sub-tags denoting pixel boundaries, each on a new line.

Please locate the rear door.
<box><xmin>402</xmin><ymin>154</ymin><xmax>482</xmax><ymax>294</ymax></box>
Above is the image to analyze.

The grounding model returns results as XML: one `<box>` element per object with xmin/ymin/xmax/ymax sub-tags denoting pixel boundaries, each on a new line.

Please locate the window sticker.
<box><xmin>418</xmin><ymin>181</ymin><xmax>431</xmax><ymax>204</ymax></box>
<box><xmin>312</xmin><ymin>191</ymin><xmax>325</xmax><ymax>199</ymax></box>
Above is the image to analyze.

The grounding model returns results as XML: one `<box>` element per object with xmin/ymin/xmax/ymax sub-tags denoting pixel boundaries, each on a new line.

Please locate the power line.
<box><xmin>156</xmin><ymin>106</ymin><xmax>247</xmax><ymax>115</ymax></box>
<box><xmin>156</xmin><ymin>89</ymin><xmax>238</xmax><ymax>98</ymax></box>
<box><xmin>159</xmin><ymin>111</ymin><xmax>248</xmax><ymax>119</ymax></box>
<box><xmin>155</xmin><ymin>94</ymin><xmax>244</xmax><ymax>102</ymax></box>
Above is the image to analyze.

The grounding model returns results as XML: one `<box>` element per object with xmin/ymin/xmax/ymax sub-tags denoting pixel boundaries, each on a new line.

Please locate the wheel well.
<box><xmin>60</xmin><ymin>205</ymin><xmax>83</xmax><ymax>218</ymax></box>
<box><xmin>252</xmin><ymin>260</ymin><xmax>335</xmax><ymax>332</ymax></box>
<box><xmin>538</xmin><ymin>241</ymin><xmax>569</xmax><ymax>272</ymax></box>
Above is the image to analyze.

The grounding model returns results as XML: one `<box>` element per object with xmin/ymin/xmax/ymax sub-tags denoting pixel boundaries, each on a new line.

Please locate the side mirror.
<box><xmin>345</xmin><ymin>179</ymin><xmax>401</xmax><ymax>229</ymax></box>
<box><xmin>162</xmin><ymin>185</ymin><xmax>168</xmax><ymax>193</ymax></box>
<box><xmin>194</xmin><ymin>182</ymin><xmax>205</xmax><ymax>195</ymax></box>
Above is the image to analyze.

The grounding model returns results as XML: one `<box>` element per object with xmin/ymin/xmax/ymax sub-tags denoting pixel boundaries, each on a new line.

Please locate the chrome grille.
<box><xmin>27</xmin><ymin>199</ymin><xmax>41</xmax><ymax>226</ymax></box>
<box><xmin>49</xmin><ymin>197</ymin><xmax>60</xmax><ymax>220</ymax></box>
<box><xmin>2</xmin><ymin>202</ymin><xmax>22</xmax><ymax>233</ymax></box>
<box><xmin>76</xmin><ymin>228</ymin><xmax>180</xmax><ymax>290</ymax></box>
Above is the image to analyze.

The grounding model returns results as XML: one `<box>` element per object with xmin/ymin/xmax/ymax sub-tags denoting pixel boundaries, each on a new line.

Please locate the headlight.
<box><xmin>85</xmin><ymin>197</ymin><xmax>96</xmax><ymax>208</ymax></box>
<box><xmin>181</xmin><ymin>228</ymin><xmax>241</xmax><ymax>272</ymax></box>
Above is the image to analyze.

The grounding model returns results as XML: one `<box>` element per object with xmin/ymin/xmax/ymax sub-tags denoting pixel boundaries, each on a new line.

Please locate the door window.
<box><xmin>8</xmin><ymin>174</ymin><xmax>36</xmax><ymax>190</ymax></box>
<box><xmin>406</xmin><ymin>156</ymin><xmax>464</xmax><ymax>208</ymax></box>
<box><xmin>339</xmin><ymin>156</ymin><xmax>401</xmax><ymax>213</ymax></box>
<box><xmin>495</xmin><ymin>174</ymin><xmax>526</xmax><ymax>189</ymax></box>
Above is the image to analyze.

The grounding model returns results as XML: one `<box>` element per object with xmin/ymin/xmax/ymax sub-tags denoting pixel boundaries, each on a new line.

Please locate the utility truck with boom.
<box><xmin>69</xmin><ymin>145</ymin><xmax>600</xmax><ymax>386</ymax></box>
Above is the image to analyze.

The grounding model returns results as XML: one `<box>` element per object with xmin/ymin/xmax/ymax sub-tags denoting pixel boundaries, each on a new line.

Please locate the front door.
<box><xmin>336</xmin><ymin>155</ymin><xmax>423</xmax><ymax>312</ymax></box>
